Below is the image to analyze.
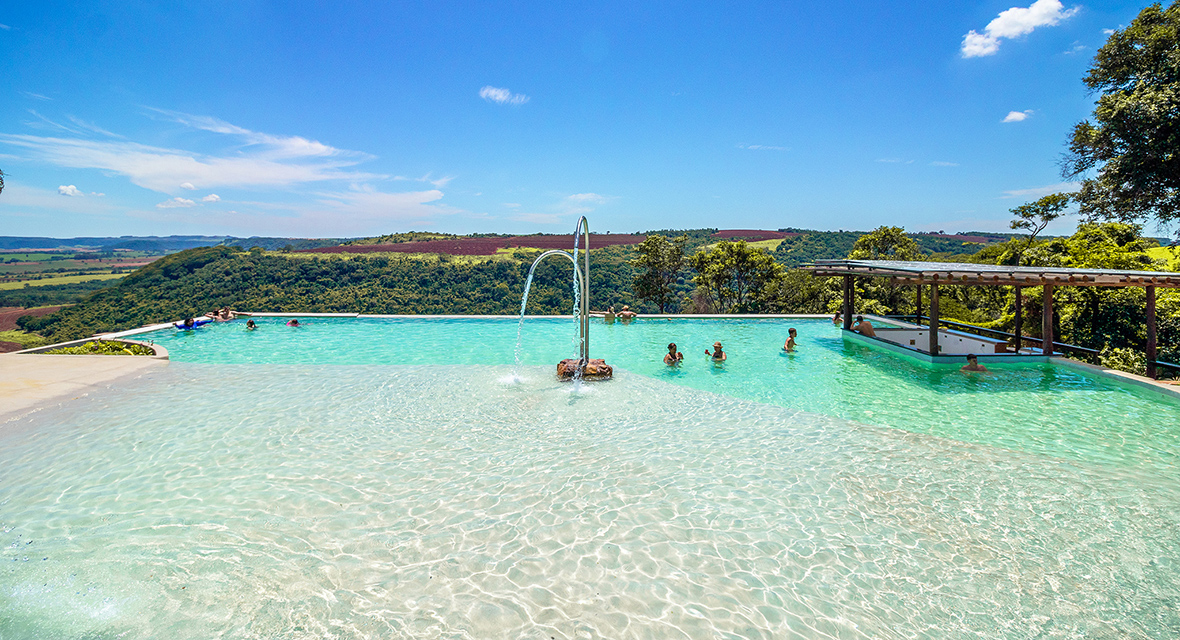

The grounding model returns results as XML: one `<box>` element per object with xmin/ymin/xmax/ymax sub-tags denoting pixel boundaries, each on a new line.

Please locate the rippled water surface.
<box><xmin>142</xmin><ymin>317</ymin><xmax>1180</xmax><ymax>473</ymax></box>
<box><xmin>3</xmin><ymin>319</ymin><xmax>1179</xmax><ymax>638</ymax></box>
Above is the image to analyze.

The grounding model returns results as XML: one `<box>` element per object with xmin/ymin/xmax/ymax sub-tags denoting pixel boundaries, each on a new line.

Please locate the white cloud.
<box><xmin>511</xmin><ymin>213</ymin><xmax>562</xmax><ymax>224</ymax></box>
<box><xmin>1102</xmin><ymin>28</ymin><xmax>1116</xmax><ymax>35</ymax></box>
<box><xmin>157</xmin><ymin>197</ymin><xmax>196</xmax><ymax>209</ymax></box>
<box><xmin>58</xmin><ymin>185</ymin><xmax>84</xmax><ymax>196</ymax></box>
<box><xmin>479</xmin><ymin>86</ymin><xmax>530</xmax><ymax>105</ymax></box>
<box><xmin>1001</xmin><ymin>181</ymin><xmax>1081</xmax><ymax>199</ymax></box>
<box><xmin>738</xmin><ymin>144</ymin><xmax>788</xmax><ymax>151</ymax></box>
<box><xmin>961</xmin><ymin>0</ymin><xmax>1079</xmax><ymax>58</ymax></box>
<box><xmin>930</xmin><ymin>161</ymin><xmax>960</xmax><ymax>167</ymax></box>
<box><xmin>503</xmin><ymin>202</ymin><xmax>522</xmax><ymax>209</ymax></box>
<box><xmin>566</xmin><ymin>193</ymin><xmax>607</xmax><ymax>204</ymax></box>
<box><xmin>391</xmin><ymin>172</ymin><xmax>455</xmax><ymax>188</ymax></box>
<box><xmin>1003</xmin><ymin>110</ymin><xmax>1034</xmax><ymax>122</ymax></box>
<box><xmin>25</xmin><ymin>109</ymin><xmax>82</xmax><ymax>134</ymax></box>
<box><xmin>560</xmin><ymin>192</ymin><xmax>613</xmax><ymax>216</ymax></box>
<box><xmin>2</xmin><ymin>110</ymin><xmax>462</xmax><ymax>235</ymax></box>
<box><xmin>179</xmin><ymin>182</ymin><xmax>196</xmax><ymax>190</ymax></box>
<box><xmin>19</xmin><ymin>91</ymin><xmax>51</xmax><ymax>101</ymax></box>
<box><xmin>2</xmin><ymin>183</ymin><xmax>116</xmax><ymax>215</ymax></box>
<box><xmin>65</xmin><ymin>115</ymin><xmax>120</xmax><ymax>137</ymax></box>
<box><xmin>0</xmin><ymin>132</ymin><xmax>382</xmax><ymax>194</ymax></box>
<box><xmin>876</xmin><ymin>157</ymin><xmax>914</xmax><ymax>164</ymax></box>
<box><xmin>0</xmin><ymin>23</ymin><xmax>10</xmax><ymax>30</ymax></box>
<box><xmin>1064</xmin><ymin>42</ymin><xmax>1086</xmax><ymax>55</ymax></box>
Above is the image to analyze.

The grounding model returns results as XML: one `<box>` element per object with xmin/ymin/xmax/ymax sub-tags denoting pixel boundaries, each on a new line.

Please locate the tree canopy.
<box><xmin>1065</xmin><ymin>1</ymin><xmax>1180</xmax><ymax>227</ymax></box>
<box><xmin>631</xmin><ymin>234</ymin><xmax>687</xmax><ymax>312</ymax></box>
<box><xmin>687</xmin><ymin>241</ymin><xmax>784</xmax><ymax>313</ymax></box>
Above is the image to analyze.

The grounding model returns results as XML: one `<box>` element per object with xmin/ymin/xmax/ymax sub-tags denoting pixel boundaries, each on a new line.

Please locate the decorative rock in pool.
<box><xmin>557</xmin><ymin>358</ymin><xmax>613</xmax><ymax>380</ymax></box>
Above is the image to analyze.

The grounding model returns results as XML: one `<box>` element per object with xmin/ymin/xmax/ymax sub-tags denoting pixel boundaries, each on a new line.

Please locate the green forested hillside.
<box><xmin>20</xmin><ymin>245</ymin><xmax>645</xmax><ymax>341</ymax></box>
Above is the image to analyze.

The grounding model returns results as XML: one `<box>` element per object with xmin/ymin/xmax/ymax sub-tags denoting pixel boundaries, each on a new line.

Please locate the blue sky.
<box><xmin>0</xmin><ymin>1</ymin><xmax>1153</xmax><ymax>238</ymax></box>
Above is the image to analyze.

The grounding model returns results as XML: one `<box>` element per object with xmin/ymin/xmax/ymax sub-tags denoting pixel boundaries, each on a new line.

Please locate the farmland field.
<box><xmin>0</xmin><ymin>273</ymin><xmax>126</xmax><ymax>290</ymax></box>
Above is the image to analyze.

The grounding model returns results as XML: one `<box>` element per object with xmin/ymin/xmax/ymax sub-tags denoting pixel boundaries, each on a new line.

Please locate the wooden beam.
<box><xmin>886</xmin><ymin>278</ymin><xmax>1180</xmax><ymax>289</ymax></box>
<box><xmin>842</xmin><ymin>275</ymin><xmax>853</xmax><ymax>331</ymax></box>
<box><xmin>916</xmin><ymin>284</ymin><xmax>923</xmax><ymax>323</ymax></box>
<box><xmin>1042</xmin><ymin>284</ymin><xmax>1054</xmax><ymax>356</ymax></box>
<box><xmin>1147</xmin><ymin>285</ymin><xmax>1158</xmax><ymax>379</ymax></box>
<box><xmin>1013</xmin><ymin>285</ymin><xmax>1023</xmax><ymax>353</ymax></box>
<box><xmin>929</xmin><ymin>283</ymin><xmax>940</xmax><ymax>356</ymax></box>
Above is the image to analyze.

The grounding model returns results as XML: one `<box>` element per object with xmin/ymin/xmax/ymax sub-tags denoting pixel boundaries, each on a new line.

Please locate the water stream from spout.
<box><xmin>512</xmin><ymin>249</ymin><xmax>582</xmax><ymax>382</ymax></box>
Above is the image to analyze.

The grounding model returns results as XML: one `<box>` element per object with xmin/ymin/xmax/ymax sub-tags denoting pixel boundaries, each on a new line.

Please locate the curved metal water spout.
<box><xmin>572</xmin><ymin>216</ymin><xmax>590</xmax><ymax>361</ymax></box>
<box><xmin>513</xmin><ymin>217</ymin><xmax>598</xmax><ymax>381</ymax></box>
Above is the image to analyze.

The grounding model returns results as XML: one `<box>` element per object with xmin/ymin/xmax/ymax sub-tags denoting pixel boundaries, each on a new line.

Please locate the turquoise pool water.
<box><xmin>2</xmin><ymin>317</ymin><xmax>1178</xmax><ymax>638</ymax></box>
<box><xmin>142</xmin><ymin>316</ymin><xmax>1180</xmax><ymax>476</ymax></box>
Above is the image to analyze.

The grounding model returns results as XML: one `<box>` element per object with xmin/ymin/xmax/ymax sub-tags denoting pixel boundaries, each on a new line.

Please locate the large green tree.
<box><xmin>1009</xmin><ymin>193</ymin><xmax>1072</xmax><ymax>250</ymax></box>
<box><xmin>845</xmin><ymin>226</ymin><xmax>923</xmax><ymax>315</ymax></box>
<box><xmin>631</xmin><ymin>234</ymin><xmax>687</xmax><ymax>312</ymax></box>
<box><xmin>1064</xmin><ymin>1</ymin><xmax>1180</xmax><ymax>226</ymax></box>
<box><xmin>687</xmin><ymin>240</ymin><xmax>784</xmax><ymax>313</ymax></box>
<box><xmin>846</xmin><ymin>225</ymin><xmax>921</xmax><ymax>261</ymax></box>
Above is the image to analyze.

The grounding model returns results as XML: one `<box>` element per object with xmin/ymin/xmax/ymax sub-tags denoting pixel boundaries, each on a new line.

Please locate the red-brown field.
<box><xmin>709</xmin><ymin>230</ymin><xmax>802</xmax><ymax>241</ymax></box>
<box><xmin>301</xmin><ymin>234</ymin><xmax>650</xmax><ymax>256</ymax></box>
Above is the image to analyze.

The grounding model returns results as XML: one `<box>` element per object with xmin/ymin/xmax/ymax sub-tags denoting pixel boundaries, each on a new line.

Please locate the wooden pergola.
<box><xmin>803</xmin><ymin>259</ymin><xmax>1180</xmax><ymax>378</ymax></box>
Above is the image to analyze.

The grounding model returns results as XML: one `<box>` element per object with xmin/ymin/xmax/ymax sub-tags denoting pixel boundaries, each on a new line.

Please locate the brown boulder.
<box><xmin>556</xmin><ymin>358</ymin><xmax>613</xmax><ymax>380</ymax></box>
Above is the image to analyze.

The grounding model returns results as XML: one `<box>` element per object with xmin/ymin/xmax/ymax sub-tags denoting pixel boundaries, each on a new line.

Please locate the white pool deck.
<box><xmin>0</xmin><ymin>353</ymin><xmax>168</xmax><ymax>424</ymax></box>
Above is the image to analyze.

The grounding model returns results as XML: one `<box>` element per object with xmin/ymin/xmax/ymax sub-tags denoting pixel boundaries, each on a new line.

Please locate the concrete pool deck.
<box><xmin>0</xmin><ymin>353</ymin><xmax>168</xmax><ymax>424</ymax></box>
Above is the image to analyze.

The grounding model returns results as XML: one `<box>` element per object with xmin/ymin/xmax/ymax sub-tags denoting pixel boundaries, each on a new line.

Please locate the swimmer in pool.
<box><xmin>851</xmin><ymin>316</ymin><xmax>876</xmax><ymax>337</ymax></box>
<box><xmin>246</xmin><ymin>319</ymin><xmax>256</xmax><ymax>330</ymax></box>
<box><xmin>783</xmin><ymin>328</ymin><xmax>797</xmax><ymax>352</ymax></box>
<box><xmin>286</xmin><ymin>319</ymin><xmax>300</xmax><ymax>327</ymax></box>
<box><xmin>664</xmin><ymin>342</ymin><xmax>684</xmax><ymax>365</ymax></box>
<box><xmin>706</xmin><ymin>341</ymin><xmax>726</xmax><ymax>361</ymax></box>
<box><xmin>961</xmin><ymin>354</ymin><xmax>989</xmax><ymax>372</ymax></box>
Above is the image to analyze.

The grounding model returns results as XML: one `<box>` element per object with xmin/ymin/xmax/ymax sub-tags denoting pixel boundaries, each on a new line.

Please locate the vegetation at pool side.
<box><xmin>43</xmin><ymin>340</ymin><xmax>155</xmax><ymax>356</ymax></box>
<box><xmin>0</xmin><ymin>330</ymin><xmax>51</xmax><ymax>350</ymax></box>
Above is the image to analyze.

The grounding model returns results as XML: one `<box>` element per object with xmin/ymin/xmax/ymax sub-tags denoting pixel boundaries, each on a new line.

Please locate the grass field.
<box><xmin>0</xmin><ymin>330</ymin><xmax>50</xmax><ymax>349</ymax></box>
<box><xmin>0</xmin><ymin>273</ymin><xmax>126</xmax><ymax>290</ymax></box>
<box><xmin>1148</xmin><ymin>246</ymin><xmax>1179</xmax><ymax>269</ymax></box>
<box><xmin>703</xmin><ymin>238</ymin><xmax>785</xmax><ymax>252</ymax></box>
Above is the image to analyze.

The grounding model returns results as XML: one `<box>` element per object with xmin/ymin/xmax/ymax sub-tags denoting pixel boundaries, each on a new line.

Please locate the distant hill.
<box><xmin>0</xmin><ymin>235</ymin><xmax>350</xmax><ymax>253</ymax></box>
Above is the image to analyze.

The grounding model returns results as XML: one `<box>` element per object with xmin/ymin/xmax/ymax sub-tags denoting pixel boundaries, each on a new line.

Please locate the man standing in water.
<box><xmin>961</xmin><ymin>354</ymin><xmax>988</xmax><ymax>372</ymax></box>
<box><xmin>706</xmin><ymin>341</ymin><xmax>726</xmax><ymax>361</ymax></box>
<box><xmin>851</xmin><ymin>316</ymin><xmax>876</xmax><ymax>337</ymax></box>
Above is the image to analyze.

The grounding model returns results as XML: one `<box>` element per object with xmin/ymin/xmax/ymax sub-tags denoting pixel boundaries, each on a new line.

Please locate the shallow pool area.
<box><xmin>3</xmin><ymin>317</ymin><xmax>1180</xmax><ymax>638</ymax></box>
<box><xmin>142</xmin><ymin>317</ymin><xmax>1180</xmax><ymax>476</ymax></box>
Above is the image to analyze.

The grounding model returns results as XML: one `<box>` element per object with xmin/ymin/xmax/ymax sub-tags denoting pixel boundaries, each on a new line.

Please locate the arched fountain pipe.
<box><xmin>513</xmin><ymin>218</ymin><xmax>595</xmax><ymax>379</ymax></box>
<box><xmin>514</xmin><ymin>249</ymin><xmax>583</xmax><ymax>378</ymax></box>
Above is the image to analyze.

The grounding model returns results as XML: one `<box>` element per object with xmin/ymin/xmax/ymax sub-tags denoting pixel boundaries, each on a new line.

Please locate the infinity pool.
<box><xmin>2</xmin><ymin>317</ymin><xmax>1178</xmax><ymax>638</ymax></box>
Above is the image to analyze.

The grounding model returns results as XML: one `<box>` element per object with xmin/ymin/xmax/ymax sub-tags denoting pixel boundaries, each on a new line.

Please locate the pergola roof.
<box><xmin>803</xmin><ymin>259</ymin><xmax>1180</xmax><ymax>288</ymax></box>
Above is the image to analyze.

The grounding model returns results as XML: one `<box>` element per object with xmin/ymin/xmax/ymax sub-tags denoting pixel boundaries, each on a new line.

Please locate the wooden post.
<box><xmin>1013</xmin><ymin>285</ymin><xmax>1023</xmax><ymax>353</ymax></box>
<box><xmin>1042</xmin><ymin>284</ymin><xmax>1054</xmax><ymax>356</ymax></box>
<box><xmin>928</xmin><ymin>282</ymin><xmax>940</xmax><ymax>356</ymax></box>
<box><xmin>916</xmin><ymin>284</ymin><xmax>923</xmax><ymax>324</ymax></box>
<box><xmin>1147</xmin><ymin>285</ymin><xmax>1158</xmax><ymax>379</ymax></box>
<box><xmin>842</xmin><ymin>275</ymin><xmax>853</xmax><ymax>330</ymax></box>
